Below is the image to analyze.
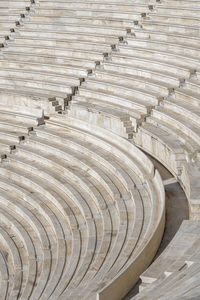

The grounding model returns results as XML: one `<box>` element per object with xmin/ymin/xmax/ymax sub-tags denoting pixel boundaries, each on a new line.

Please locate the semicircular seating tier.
<box><xmin>67</xmin><ymin>0</ymin><xmax>200</xmax><ymax>220</ymax></box>
<box><xmin>0</xmin><ymin>0</ymin><xmax>200</xmax><ymax>299</ymax></box>
<box><xmin>0</xmin><ymin>112</ymin><xmax>165</xmax><ymax>300</ymax></box>
<box><xmin>0</xmin><ymin>0</ymin><xmax>35</xmax><ymax>45</ymax></box>
<box><xmin>68</xmin><ymin>0</ymin><xmax>200</xmax><ymax>140</ymax></box>
<box><xmin>0</xmin><ymin>0</ymin><xmax>155</xmax><ymax>113</ymax></box>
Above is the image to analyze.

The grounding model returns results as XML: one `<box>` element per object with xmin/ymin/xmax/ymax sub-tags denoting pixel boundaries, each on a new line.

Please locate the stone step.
<box><xmin>174</xmin><ymin>88</ymin><xmax>200</xmax><ymax>109</ymax></box>
<box><xmin>0</xmin><ymin>30</ymin><xmax>13</xmax><ymax>36</ymax></box>
<box><xmin>103</xmin><ymin>61</ymin><xmax>180</xmax><ymax>87</ymax></box>
<box><xmin>162</xmin><ymin>98</ymin><xmax>200</xmax><ymax>128</ymax></box>
<box><xmin>118</xmin><ymin>45</ymin><xmax>199</xmax><ymax>71</ymax></box>
<box><xmin>184</xmin><ymin>79</ymin><xmax>200</xmax><ymax>96</ymax></box>
<box><xmin>68</xmin><ymin>101</ymin><xmax>136</xmax><ymax>137</ymax></box>
<box><xmin>17</xmin><ymin>28</ymin><xmax>119</xmax><ymax>44</ymax></box>
<box><xmin>0</xmin><ymin>130</ymin><xmax>25</xmax><ymax>144</ymax></box>
<box><xmin>111</xmin><ymin>52</ymin><xmax>191</xmax><ymax>79</ymax></box>
<box><xmin>3</xmin><ymin>44</ymin><xmax>105</xmax><ymax>61</ymax></box>
<box><xmin>94</xmin><ymin>69</ymin><xmax>170</xmax><ymax>96</ymax></box>
<box><xmin>0</xmin><ymin>67</ymin><xmax>81</xmax><ymax>86</ymax></box>
<box><xmin>75</xmin><ymin>87</ymin><xmax>150</xmax><ymax>114</ymax></box>
<box><xmin>24</xmin><ymin>13</ymin><xmax>136</xmax><ymax>27</ymax></box>
<box><xmin>0</xmin><ymin>21</ymin><xmax>18</xmax><ymax>29</ymax></box>
<box><xmin>147</xmin><ymin>13</ymin><xmax>200</xmax><ymax>26</ymax></box>
<box><xmin>0</xmin><ymin>9</ymin><xmax>29</xmax><ymax>14</ymax></box>
<box><xmin>127</xmin><ymin>37</ymin><xmax>200</xmax><ymax>59</ymax></box>
<box><xmin>73</xmin><ymin>94</ymin><xmax>143</xmax><ymax>132</ymax></box>
<box><xmin>0</xmin><ymin>59</ymin><xmax>88</xmax><ymax>77</ymax></box>
<box><xmin>135</xmin><ymin>122</ymin><xmax>186</xmax><ymax>176</ymax></box>
<box><xmin>149</xmin><ymin>108</ymin><xmax>200</xmax><ymax>153</ymax></box>
<box><xmin>12</xmin><ymin>36</ymin><xmax>113</xmax><ymax>52</ymax></box>
<box><xmin>20</xmin><ymin>21</ymin><xmax>127</xmax><ymax>36</ymax></box>
<box><xmin>0</xmin><ymin>1</ymin><xmax>30</xmax><ymax>8</ymax></box>
<box><xmin>0</xmin><ymin>14</ymin><xmax>25</xmax><ymax>21</ymax></box>
<box><xmin>38</xmin><ymin>2</ymin><xmax>150</xmax><ymax>13</ymax></box>
<box><xmin>29</xmin><ymin>11</ymin><xmax>143</xmax><ymax>24</ymax></box>
<box><xmin>0</xmin><ymin>89</ymin><xmax>64</xmax><ymax>113</ymax></box>
<box><xmin>0</xmin><ymin>120</ymin><xmax>32</xmax><ymax>135</ymax></box>
<box><xmin>0</xmin><ymin>140</ymin><xmax>15</xmax><ymax>154</ymax></box>
<box><xmin>83</xmin><ymin>77</ymin><xmax>161</xmax><ymax>105</ymax></box>
<box><xmin>0</xmin><ymin>106</ymin><xmax>44</xmax><ymax>125</ymax></box>
<box><xmin>1</xmin><ymin>51</ymin><xmax>96</xmax><ymax>69</ymax></box>
<box><xmin>161</xmin><ymin>0</ymin><xmax>200</xmax><ymax>8</ymax></box>
<box><xmin>133</xmin><ymin>28</ymin><xmax>200</xmax><ymax>48</ymax></box>
<box><xmin>148</xmin><ymin>116</ymin><xmax>198</xmax><ymax>156</ymax></box>
<box><xmin>0</xmin><ymin>76</ymin><xmax>73</xmax><ymax>96</ymax></box>
<box><xmin>155</xmin><ymin>5</ymin><xmax>200</xmax><ymax>17</ymax></box>
<box><xmin>141</xmin><ymin>20</ymin><xmax>200</xmax><ymax>37</ymax></box>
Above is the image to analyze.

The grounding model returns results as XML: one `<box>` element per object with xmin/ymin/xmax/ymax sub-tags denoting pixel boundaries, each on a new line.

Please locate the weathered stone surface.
<box><xmin>0</xmin><ymin>0</ymin><xmax>200</xmax><ymax>299</ymax></box>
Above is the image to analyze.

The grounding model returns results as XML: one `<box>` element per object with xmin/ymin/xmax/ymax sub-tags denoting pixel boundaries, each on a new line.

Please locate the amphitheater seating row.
<box><xmin>0</xmin><ymin>1</ymin><xmax>34</xmax><ymax>45</ymax></box>
<box><xmin>0</xmin><ymin>0</ymin><xmax>154</xmax><ymax>113</ymax></box>
<box><xmin>68</xmin><ymin>0</ymin><xmax>200</xmax><ymax>163</ymax></box>
<box><xmin>128</xmin><ymin>1</ymin><xmax>200</xmax><ymax>222</ymax></box>
<box><xmin>0</xmin><ymin>113</ymin><xmax>165</xmax><ymax>300</ymax></box>
<box><xmin>0</xmin><ymin>0</ymin><xmax>200</xmax><ymax>299</ymax></box>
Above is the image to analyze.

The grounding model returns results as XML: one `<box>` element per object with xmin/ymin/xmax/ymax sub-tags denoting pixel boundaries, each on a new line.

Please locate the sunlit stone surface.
<box><xmin>0</xmin><ymin>0</ymin><xmax>199</xmax><ymax>299</ymax></box>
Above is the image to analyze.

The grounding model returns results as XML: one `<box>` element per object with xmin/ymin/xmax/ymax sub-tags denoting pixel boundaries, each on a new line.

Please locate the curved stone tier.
<box><xmin>0</xmin><ymin>0</ymin><xmax>155</xmax><ymax>113</ymax></box>
<box><xmin>0</xmin><ymin>1</ymin><xmax>34</xmax><ymax>44</ymax></box>
<box><xmin>67</xmin><ymin>0</ymin><xmax>200</xmax><ymax>221</ymax></box>
<box><xmin>0</xmin><ymin>114</ymin><xmax>165</xmax><ymax>299</ymax></box>
<box><xmin>0</xmin><ymin>0</ymin><xmax>200</xmax><ymax>299</ymax></box>
<box><xmin>69</xmin><ymin>0</ymin><xmax>200</xmax><ymax>142</ymax></box>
